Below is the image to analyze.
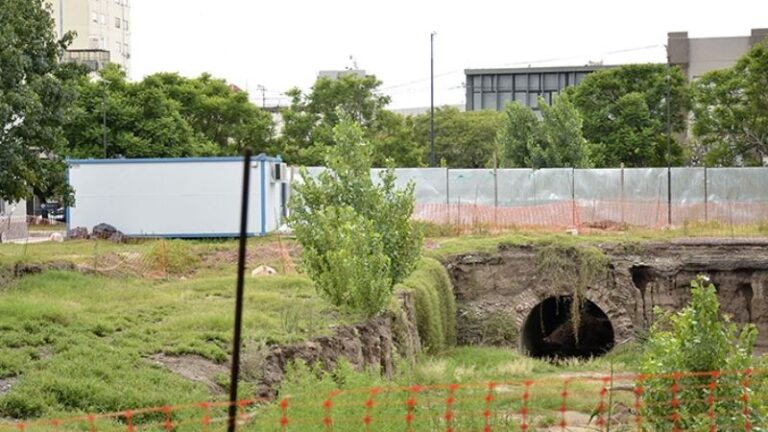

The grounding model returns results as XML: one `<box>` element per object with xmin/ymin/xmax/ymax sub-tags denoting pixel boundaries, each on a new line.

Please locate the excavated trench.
<box><xmin>447</xmin><ymin>240</ymin><xmax>768</xmax><ymax>359</ymax></box>
<box><xmin>520</xmin><ymin>296</ymin><xmax>615</xmax><ymax>359</ymax></box>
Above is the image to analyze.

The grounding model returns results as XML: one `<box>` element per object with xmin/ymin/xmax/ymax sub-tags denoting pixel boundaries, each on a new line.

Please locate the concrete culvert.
<box><xmin>520</xmin><ymin>296</ymin><xmax>615</xmax><ymax>359</ymax></box>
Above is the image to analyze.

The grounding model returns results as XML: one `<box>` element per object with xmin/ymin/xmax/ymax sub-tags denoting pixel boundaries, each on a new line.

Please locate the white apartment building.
<box><xmin>47</xmin><ymin>0</ymin><xmax>131</xmax><ymax>75</ymax></box>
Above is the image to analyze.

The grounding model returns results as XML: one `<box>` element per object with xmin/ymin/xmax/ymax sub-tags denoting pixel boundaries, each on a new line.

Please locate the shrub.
<box><xmin>639</xmin><ymin>275</ymin><xmax>761</xmax><ymax>430</ymax></box>
<box><xmin>299</xmin><ymin>206</ymin><xmax>391</xmax><ymax>317</ymax></box>
<box><xmin>396</xmin><ymin>258</ymin><xmax>456</xmax><ymax>353</ymax></box>
<box><xmin>289</xmin><ymin>114</ymin><xmax>422</xmax><ymax>317</ymax></box>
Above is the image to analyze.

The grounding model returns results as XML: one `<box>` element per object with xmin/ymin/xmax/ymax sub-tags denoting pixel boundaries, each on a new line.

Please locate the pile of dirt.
<box><xmin>147</xmin><ymin>354</ymin><xmax>229</xmax><ymax>394</ymax></box>
<box><xmin>204</xmin><ymin>242</ymin><xmax>300</xmax><ymax>274</ymax></box>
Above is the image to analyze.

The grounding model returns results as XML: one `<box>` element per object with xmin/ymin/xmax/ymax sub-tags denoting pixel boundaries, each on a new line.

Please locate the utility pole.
<box><xmin>256</xmin><ymin>85</ymin><xmax>266</xmax><ymax>109</ymax></box>
<box><xmin>430</xmin><ymin>31</ymin><xmax>437</xmax><ymax>167</ymax></box>
<box><xmin>666</xmin><ymin>58</ymin><xmax>672</xmax><ymax>226</ymax></box>
<box><xmin>102</xmin><ymin>79</ymin><xmax>108</xmax><ymax>159</ymax></box>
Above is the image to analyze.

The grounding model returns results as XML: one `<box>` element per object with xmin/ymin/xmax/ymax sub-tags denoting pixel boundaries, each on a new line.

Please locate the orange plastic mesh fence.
<box><xmin>2</xmin><ymin>368</ymin><xmax>764</xmax><ymax>431</ymax></box>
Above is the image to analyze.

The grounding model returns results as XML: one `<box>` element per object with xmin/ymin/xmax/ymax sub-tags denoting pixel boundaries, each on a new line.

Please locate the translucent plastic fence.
<box><xmin>2</xmin><ymin>369</ymin><xmax>763</xmax><ymax>431</ymax></box>
<box><xmin>382</xmin><ymin>167</ymin><xmax>768</xmax><ymax>231</ymax></box>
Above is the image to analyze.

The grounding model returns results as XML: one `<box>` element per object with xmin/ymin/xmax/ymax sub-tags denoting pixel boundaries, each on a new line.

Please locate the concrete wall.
<box><xmin>67</xmin><ymin>157</ymin><xmax>285</xmax><ymax>237</ymax></box>
<box><xmin>688</xmin><ymin>37</ymin><xmax>751</xmax><ymax>79</ymax></box>
<box><xmin>0</xmin><ymin>200</ymin><xmax>28</xmax><ymax>242</ymax></box>
<box><xmin>668</xmin><ymin>29</ymin><xmax>768</xmax><ymax>80</ymax></box>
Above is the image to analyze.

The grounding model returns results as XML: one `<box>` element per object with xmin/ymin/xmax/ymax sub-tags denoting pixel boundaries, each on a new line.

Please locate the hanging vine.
<box><xmin>536</xmin><ymin>244</ymin><xmax>608</xmax><ymax>344</ymax></box>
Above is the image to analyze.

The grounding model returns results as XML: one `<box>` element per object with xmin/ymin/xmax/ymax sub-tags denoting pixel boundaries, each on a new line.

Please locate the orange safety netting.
<box><xmin>2</xmin><ymin>368</ymin><xmax>764</xmax><ymax>431</ymax></box>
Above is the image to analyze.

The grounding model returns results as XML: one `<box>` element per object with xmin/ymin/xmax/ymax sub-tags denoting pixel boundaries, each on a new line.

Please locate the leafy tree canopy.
<box><xmin>412</xmin><ymin>107</ymin><xmax>501</xmax><ymax>168</ymax></box>
<box><xmin>64</xmin><ymin>67</ymin><xmax>274</xmax><ymax>159</ymax></box>
<box><xmin>0</xmin><ymin>0</ymin><xmax>76</xmax><ymax>203</ymax></box>
<box><xmin>497</xmin><ymin>95</ymin><xmax>591</xmax><ymax>169</ymax></box>
<box><xmin>278</xmin><ymin>74</ymin><xmax>422</xmax><ymax>167</ymax></box>
<box><xmin>567</xmin><ymin>64</ymin><xmax>690</xmax><ymax>167</ymax></box>
<box><xmin>692</xmin><ymin>42</ymin><xmax>768</xmax><ymax>166</ymax></box>
<box><xmin>288</xmin><ymin>113</ymin><xmax>423</xmax><ymax>316</ymax></box>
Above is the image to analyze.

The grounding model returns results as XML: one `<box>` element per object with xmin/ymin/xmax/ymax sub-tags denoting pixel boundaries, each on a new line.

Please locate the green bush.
<box><xmin>289</xmin><ymin>115</ymin><xmax>422</xmax><ymax>317</ymax></box>
<box><xmin>299</xmin><ymin>206</ymin><xmax>392</xmax><ymax>317</ymax></box>
<box><xmin>639</xmin><ymin>275</ymin><xmax>762</xmax><ymax>430</ymax></box>
<box><xmin>396</xmin><ymin>258</ymin><xmax>456</xmax><ymax>353</ymax></box>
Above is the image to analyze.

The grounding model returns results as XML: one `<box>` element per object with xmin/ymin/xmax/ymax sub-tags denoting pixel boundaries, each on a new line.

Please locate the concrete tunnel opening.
<box><xmin>520</xmin><ymin>296</ymin><xmax>615</xmax><ymax>359</ymax></box>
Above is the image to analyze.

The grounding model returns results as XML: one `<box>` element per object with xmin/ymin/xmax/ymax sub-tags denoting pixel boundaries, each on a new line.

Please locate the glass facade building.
<box><xmin>465</xmin><ymin>65</ymin><xmax>612</xmax><ymax>111</ymax></box>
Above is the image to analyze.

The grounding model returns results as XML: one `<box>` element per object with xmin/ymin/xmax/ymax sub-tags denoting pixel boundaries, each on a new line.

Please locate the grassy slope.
<box><xmin>3</xmin><ymin>227</ymin><xmax>756</xmax><ymax>426</ymax></box>
<box><xmin>0</xmin><ymin>267</ymin><xmax>353</xmax><ymax>419</ymax></box>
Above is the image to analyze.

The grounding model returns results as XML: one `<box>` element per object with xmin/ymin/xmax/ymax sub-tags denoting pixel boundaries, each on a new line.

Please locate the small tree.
<box><xmin>639</xmin><ymin>275</ymin><xmax>760</xmax><ymax>430</ymax></box>
<box><xmin>496</xmin><ymin>95</ymin><xmax>591</xmax><ymax>168</ymax></box>
<box><xmin>288</xmin><ymin>114</ymin><xmax>423</xmax><ymax>317</ymax></box>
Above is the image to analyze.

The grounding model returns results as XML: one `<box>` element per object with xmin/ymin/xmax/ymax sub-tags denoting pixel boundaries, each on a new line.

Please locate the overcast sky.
<box><xmin>131</xmin><ymin>0</ymin><xmax>767</xmax><ymax>109</ymax></box>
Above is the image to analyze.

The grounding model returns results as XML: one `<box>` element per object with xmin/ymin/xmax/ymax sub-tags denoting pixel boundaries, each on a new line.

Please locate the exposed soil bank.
<box><xmin>445</xmin><ymin>239</ymin><xmax>768</xmax><ymax>356</ymax></box>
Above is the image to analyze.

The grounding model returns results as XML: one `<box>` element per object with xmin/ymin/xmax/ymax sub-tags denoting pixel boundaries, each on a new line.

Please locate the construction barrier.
<box><xmin>2</xmin><ymin>368</ymin><xmax>764</xmax><ymax>431</ymax></box>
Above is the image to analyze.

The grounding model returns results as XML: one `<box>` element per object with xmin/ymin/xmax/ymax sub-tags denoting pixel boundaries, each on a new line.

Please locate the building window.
<box><xmin>500</xmin><ymin>92</ymin><xmax>512</xmax><ymax>107</ymax></box>
<box><xmin>529</xmin><ymin>93</ymin><xmax>540</xmax><ymax>108</ymax></box>
<box><xmin>100</xmin><ymin>14</ymin><xmax>106</xmax><ymax>25</ymax></box>
<box><xmin>514</xmin><ymin>92</ymin><xmax>526</xmax><ymax>105</ymax></box>
<box><xmin>91</xmin><ymin>12</ymin><xmax>98</xmax><ymax>22</ymax></box>
<box><xmin>529</xmin><ymin>74</ymin><xmax>541</xmax><ymax>91</ymax></box>
<box><xmin>124</xmin><ymin>43</ymin><xmax>129</xmax><ymax>56</ymax></box>
<box><xmin>482</xmin><ymin>75</ymin><xmax>493</xmax><ymax>92</ymax></box>
<box><xmin>482</xmin><ymin>92</ymin><xmax>496</xmax><ymax>110</ymax></box>
<box><xmin>543</xmin><ymin>74</ymin><xmax>559</xmax><ymax>91</ymax></box>
<box><xmin>123</xmin><ymin>20</ymin><xmax>129</xmax><ymax>31</ymax></box>
<box><xmin>89</xmin><ymin>36</ymin><xmax>99</xmax><ymax>49</ymax></box>
<box><xmin>514</xmin><ymin>75</ymin><xmax>527</xmax><ymax>91</ymax></box>
<box><xmin>498</xmin><ymin>75</ymin><xmax>513</xmax><ymax>91</ymax></box>
<box><xmin>115</xmin><ymin>17</ymin><xmax>121</xmax><ymax>28</ymax></box>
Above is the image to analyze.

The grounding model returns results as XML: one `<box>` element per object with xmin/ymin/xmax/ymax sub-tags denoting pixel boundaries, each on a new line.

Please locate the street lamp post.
<box><xmin>91</xmin><ymin>75</ymin><xmax>109</xmax><ymax>159</ymax></box>
<box><xmin>102</xmin><ymin>80</ymin><xmax>108</xmax><ymax>159</ymax></box>
<box><xmin>430</xmin><ymin>31</ymin><xmax>436</xmax><ymax>167</ymax></box>
<box><xmin>666</xmin><ymin>59</ymin><xmax>672</xmax><ymax>226</ymax></box>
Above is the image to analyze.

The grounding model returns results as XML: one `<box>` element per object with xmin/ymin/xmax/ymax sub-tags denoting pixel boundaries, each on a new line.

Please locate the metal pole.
<box><xmin>571</xmin><ymin>167</ymin><xmax>576</xmax><ymax>227</ymax></box>
<box><xmin>430</xmin><ymin>32</ymin><xmax>436</xmax><ymax>167</ymax></box>
<box><xmin>445</xmin><ymin>167</ymin><xmax>450</xmax><ymax>226</ymax></box>
<box><xmin>620</xmin><ymin>163</ymin><xmax>625</xmax><ymax>224</ymax></box>
<box><xmin>102</xmin><ymin>82</ymin><xmax>108</xmax><ymax>159</ymax></box>
<box><xmin>703</xmin><ymin>165</ymin><xmax>708</xmax><ymax>222</ymax></box>
<box><xmin>228</xmin><ymin>148</ymin><xmax>253</xmax><ymax>432</ymax></box>
<box><xmin>666</xmin><ymin>63</ymin><xmax>672</xmax><ymax>226</ymax></box>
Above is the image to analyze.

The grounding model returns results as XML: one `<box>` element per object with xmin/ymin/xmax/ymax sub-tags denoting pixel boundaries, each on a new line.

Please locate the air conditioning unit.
<box><xmin>271</xmin><ymin>162</ymin><xmax>288</xmax><ymax>182</ymax></box>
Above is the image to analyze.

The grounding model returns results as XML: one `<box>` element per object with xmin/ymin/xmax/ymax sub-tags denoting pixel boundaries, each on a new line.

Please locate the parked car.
<box><xmin>41</xmin><ymin>202</ymin><xmax>66</xmax><ymax>222</ymax></box>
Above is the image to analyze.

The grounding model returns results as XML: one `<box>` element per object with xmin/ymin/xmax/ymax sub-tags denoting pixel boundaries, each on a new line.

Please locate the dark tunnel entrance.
<box><xmin>520</xmin><ymin>296</ymin><xmax>615</xmax><ymax>359</ymax></box>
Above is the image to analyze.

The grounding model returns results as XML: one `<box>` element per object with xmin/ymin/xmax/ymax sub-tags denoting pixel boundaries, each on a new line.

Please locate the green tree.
<box><xmin>412</xmin><ymin>107</ymin><xmax>501</xmax><ymax>168</ymax></box>
<box><xmin>0</xmin><ymin>0</ymin><xmax>76</xmax><ymax>203</ymax></box>
<box><xmin>288</xmin><ymin>114</ymin><xmax>423</xmax><ymax>316</ymax></box>
<box><xmin>567</xmin><ymin>64</ymin><xmax>690</xmax><ymax>167</ymax></box>
<box><xmin>368</xmin><ymin>110</ymin><xmax>425</xmax><ymax>167</ymax></box>
<box><xmin>496</xmin><ymin>95</ymin><xmax>591</xmax><ymax>168</ymax></box>
<box><xmin>495</xmin><ymin>101</ymin><xmax>538</xmax><ymax>167</ymax></box>
<box><xmin>692</xmin><ymin>43</ymin><xmax>768</xmax><ymax>166</ymax></box>
<box><xmin>640</xmin><ymin>275</ymin><xmax>760</xmax><ymax>430</ymax></box>
<box><xmin>65</xmin><ymin>68</ymin><xmax>274</xmax><ymax>159</ymax></box>
<box><xmin>64</xmin><ymin>66</ymin><xmax>207</xmax><ymax>159</ymax></box>
<box><xmin>278</xmin><ymin>74</ymin><xmax>394</xmax><ymax>166</ymax></box>
<box><xmin>142</xmin><ymin>73</ymin><xmax>274</xmax><ymax>155</ymax></box>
